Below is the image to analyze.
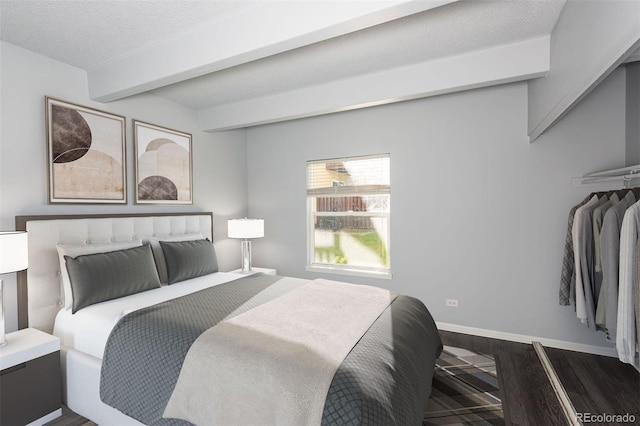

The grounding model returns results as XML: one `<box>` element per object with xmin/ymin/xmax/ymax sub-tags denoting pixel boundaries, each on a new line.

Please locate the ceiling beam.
<box><xmin>625</xmin><ymin>47</ymin><xmax>640</xmax><ymax>64</ymax></box>
<box><xmin>198</xmin><ymin>36</ymin><xmax>550</xmax><ymax>132</ymax></box>
<box><xmin>527</xmin><ymin>0</ymin><xmax>640</xmax><ymax>142</ymax></box>
<box><xmin>88</xmin><ymin>0</ymin><xmax>458</xmax><ymax>103</ymax></box>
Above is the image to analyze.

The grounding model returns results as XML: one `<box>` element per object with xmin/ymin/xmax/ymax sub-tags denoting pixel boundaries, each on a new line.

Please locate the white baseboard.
<box><xmin>436</xmin><ymin>322</ymin><xmax>619</xmax><ymax>358</ymax></box>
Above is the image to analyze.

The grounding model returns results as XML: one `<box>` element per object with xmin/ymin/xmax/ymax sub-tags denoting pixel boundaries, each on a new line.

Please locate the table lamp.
<box><xmin>228</xmin><ymin>218</ymin><xmax>264</xmax><ymax>273</ymax></box>
<box><xmin>0</xmin><ymin>231</ymin><xmax>28</xmax><ymax>347</ymax></box>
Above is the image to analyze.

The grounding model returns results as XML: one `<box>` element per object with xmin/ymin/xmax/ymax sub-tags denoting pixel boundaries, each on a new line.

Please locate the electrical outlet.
<box><xmin>446</xmin><ymin>299</ymin><xmax>459</xmax><ymax>308</ymax></box>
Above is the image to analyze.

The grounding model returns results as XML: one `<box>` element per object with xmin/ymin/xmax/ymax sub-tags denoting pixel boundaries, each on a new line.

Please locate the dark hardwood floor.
<box><xmin>47</xmin><ymin>406</ymin><xmax>95</xmax><ymax>426</ymax></box>
<box><xmin>544</xmin><ymin>346</ymin><xmax>640</xmax><ymax>424</ymax></box>
<box><xmin>48</xmin><ymin>330</ymin><xmax>639</xmax><ymax>426</ymax></box>
<box><xmin>439</xmin><ymin>330</ymin><xmax>567</xmax><ymax>426</ymax></box>
<box><xmin>439</xmin><ymin>330</ymin><xmax>640</xmax><ymax>426</ymax></box>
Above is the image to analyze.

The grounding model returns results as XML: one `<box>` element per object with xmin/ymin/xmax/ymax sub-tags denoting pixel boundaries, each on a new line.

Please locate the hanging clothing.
<box><xmin>601</xmin><ymin>191</ymin><xmax>636</xmax><ymax>341</ymax></box>
<box><xmin>560</xmin><ymin>187</ymin><xmax>640</xmax><ymax>366</ymax></box>
<box><xmin>616</xmin><ymin>199</ymin><xmax>639</xmax><ymax>363</ymax></box>
<box><xmin>572</xmin><ymin>195</ymin><xmax>603</xmax><ymax>322</ymax></box>
<box><xmin>595</xmin><ymin>279</ymin><xmax>607</xmax><ymax>327</ymax></box>
<box><xmin>593</xmin><ymin>193</ymin><xmax>619</xmax><ymax>274</ymax></box>
<box><xmin>592</xmin><ymin>194</ymin><xmax>619</xmax><ymax>329</ymax></box>
<box><xmin>560</xmin><ymin>194</ymin><xmax>592</xmax><ymax>305</ymax></box>
<box><xmin>635</xmin><ymin>237</ymin><xmax>640</xmax><ymax>358</ymax></box>
<box><xmin>578</xmin><ymin>195</ymin><xmax>609</xmax><ymax>329</ymax></box>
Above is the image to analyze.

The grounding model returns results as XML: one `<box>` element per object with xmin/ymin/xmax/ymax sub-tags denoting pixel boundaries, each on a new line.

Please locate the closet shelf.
<box><xmin>571</xmin><ymin>164</ymin><xmax>640</xmax><ymax>188</ymax></box>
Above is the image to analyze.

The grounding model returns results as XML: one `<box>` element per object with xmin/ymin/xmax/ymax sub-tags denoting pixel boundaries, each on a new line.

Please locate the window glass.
<box><xmin>307</xmin><ymin>154</ymin><xmax>390</xmax><ymax>276</ymax></box>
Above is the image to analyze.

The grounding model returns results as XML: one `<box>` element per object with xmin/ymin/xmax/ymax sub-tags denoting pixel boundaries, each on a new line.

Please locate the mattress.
<box><xmin>53</xmin><ymin>272</ymin><xmax>241</xmax><ymax>359</ymax></box>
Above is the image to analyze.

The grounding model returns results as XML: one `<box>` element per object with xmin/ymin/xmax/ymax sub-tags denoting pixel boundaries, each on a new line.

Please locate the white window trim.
<box><xmin>305</xmin><ymin>265</ymin><xmax>393</xmax><ymax>280</ymax></box>
<box><xmin>306</xmin><ymin>153</ymin><xmax>391</xmax><ymax>278</ymax></box>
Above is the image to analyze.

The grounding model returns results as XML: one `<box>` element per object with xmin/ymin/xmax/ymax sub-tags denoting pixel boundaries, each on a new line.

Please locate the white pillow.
<box><xmin>146</xmin><ymin>233</ymin><xmax>204</xmax><ymax>284</ymax></box>
<box><xmin>56</xmin><ymin>240</ymin><xmax>143</xmax><ymax>310</ymax></box>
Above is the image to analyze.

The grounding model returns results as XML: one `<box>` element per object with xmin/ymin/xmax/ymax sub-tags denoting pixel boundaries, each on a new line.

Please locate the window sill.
<box><xmin>305</xmin><ymin>265</ymin><xmax>392</xmax><ymax>280</ymax></box>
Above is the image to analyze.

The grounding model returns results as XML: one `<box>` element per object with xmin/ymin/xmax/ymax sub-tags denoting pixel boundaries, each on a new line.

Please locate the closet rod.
<box><xmin>571</xmin><ymin>164</ymin><xmax>640</xmax><ymax>188</ymax></box>
<box><xmin>583</xmin><ymin>164</ymin><xmax>640</xmax><ymax>178</ymax></box>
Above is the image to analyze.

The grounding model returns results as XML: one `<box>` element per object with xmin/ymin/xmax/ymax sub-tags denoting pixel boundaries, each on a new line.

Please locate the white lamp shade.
<box><xmin>0</xmin><ymin>231</ymin><xmax>28</xmax><ymax>274</ymax></box>
<box><xmin>228</xmin><ymin>218</ymin><xmax>264</xmax><ymax>239</ymax></box>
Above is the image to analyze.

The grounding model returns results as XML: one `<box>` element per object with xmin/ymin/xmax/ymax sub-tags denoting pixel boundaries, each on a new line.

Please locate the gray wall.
<box><xmin>0</xmin><ymin>42</ymin><xmax>249</xmax><ymax>331</ymax></box>
<box><xmin>626</xmin><ymin>62</ymin><xmax>640</xmax><ymax>166</ymax></box>
<box><xmin>246</xmin><ymin>68</ymin><xmax>627</xmax><ymax>349</ymax></box>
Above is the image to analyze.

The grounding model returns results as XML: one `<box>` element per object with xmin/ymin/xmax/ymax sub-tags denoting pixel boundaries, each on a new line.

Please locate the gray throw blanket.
<box><xmin>100</xmin><ymin>274</ymin><xmax>442</xmax><ymax>425</ymax></box>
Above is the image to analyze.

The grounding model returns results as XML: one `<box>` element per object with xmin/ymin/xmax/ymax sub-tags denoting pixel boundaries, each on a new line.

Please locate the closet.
<box><xmin>561</xmin><ymin>166</ymin><xmax>640</xmax><ymax>369</ymax></box>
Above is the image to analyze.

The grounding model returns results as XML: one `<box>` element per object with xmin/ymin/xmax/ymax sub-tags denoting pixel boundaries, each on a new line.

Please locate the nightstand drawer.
<box><xmin>0</xmin><ymin>350</ymin><xmax>61</xmax><ymax>426</ymax></box>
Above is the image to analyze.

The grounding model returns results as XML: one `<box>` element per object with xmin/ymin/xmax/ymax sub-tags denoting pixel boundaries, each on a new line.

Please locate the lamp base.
<box><xmin>240</xmin><ymin>240</ymin><xmax>252</xmax><ymax>273</ymax></box>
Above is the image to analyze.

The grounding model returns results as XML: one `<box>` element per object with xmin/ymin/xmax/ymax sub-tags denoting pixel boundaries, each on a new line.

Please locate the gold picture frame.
<box><xmin>46</xmin><ymin>97</ymin><xmax>127</xmax><ymax>204</ymax></box>
<box><xmin>133</xmin><ymin>120</ymin><xmax>193</xmax><ymax>205</ymax></box>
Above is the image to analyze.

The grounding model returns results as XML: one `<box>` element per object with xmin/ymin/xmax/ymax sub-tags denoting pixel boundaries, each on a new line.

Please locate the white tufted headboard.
<box><xmin>16</xmin><ymin>213</ymin><xmax>213</xmax><ymax>333</ymax></box>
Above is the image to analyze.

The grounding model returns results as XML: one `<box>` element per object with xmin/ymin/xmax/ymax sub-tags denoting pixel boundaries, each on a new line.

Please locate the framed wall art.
<box><xmin>46</xmin><ymin>97</ymin><xmax>127</xmax><ymax>204</ymax></box>
<box><xmin>133</xmin><ymin>120</ymin><xmax>193</xmax><ymax>205</ymax></box>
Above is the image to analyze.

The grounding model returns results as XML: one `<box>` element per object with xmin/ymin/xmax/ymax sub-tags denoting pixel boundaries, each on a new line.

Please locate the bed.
<box><xmin>16</xmin><ymin>212</ymin><xmax>442</xmax><ymax>426</ymax></box>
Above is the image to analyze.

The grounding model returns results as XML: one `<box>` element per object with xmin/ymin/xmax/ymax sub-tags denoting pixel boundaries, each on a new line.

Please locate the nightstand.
<box><xmin>229</xmin><ymin>267</ymin><xmax>277</xmax><ymax>276</ymax></box>
<box><xmin>0</xmin><ymin>328</ymin><xmax>62</xmax><ymax>426</ymax></box>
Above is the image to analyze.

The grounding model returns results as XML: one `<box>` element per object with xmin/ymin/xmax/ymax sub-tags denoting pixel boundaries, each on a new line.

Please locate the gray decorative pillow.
<box><xmin>146</xmin><ymin>233</ymin><xmax>204</xmax><ymax>285</ymax></box>
<box><xmin>65</xmin><ymin>244</ymin><xmax>161</xmax><ymax>313</ymax></box>
<box><xmin>160</xmin><ymin>239</ymin><xmax>218</xmax><ymax>284</ymax></box>
<box><xmin>56</xmin><ymin>240</ymin><xmax>143</xmax><ymax>309</ymax></box>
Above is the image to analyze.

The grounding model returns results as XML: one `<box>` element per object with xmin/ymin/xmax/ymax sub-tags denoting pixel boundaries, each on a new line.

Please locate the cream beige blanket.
<box><xmin>163</xmin><ymin>278</ymin><xmax>397</xmax><ymax>426</ymax></box>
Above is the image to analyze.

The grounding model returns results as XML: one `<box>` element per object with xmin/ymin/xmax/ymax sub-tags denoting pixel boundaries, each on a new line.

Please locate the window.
<box><xmin>306</xmin><ymin>153</ymin><xmax>391</xmax><ymax>278</ymax></box>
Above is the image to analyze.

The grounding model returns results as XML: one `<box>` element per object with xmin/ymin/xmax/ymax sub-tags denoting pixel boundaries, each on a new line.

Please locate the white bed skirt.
<box><xmin>61</xmin><ymin>346</ymin><xmax>143</xmax><ymax>425</ymax></box>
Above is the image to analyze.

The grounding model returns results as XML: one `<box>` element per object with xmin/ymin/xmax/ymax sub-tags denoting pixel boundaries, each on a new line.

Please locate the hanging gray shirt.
<box><xmin>601</xmin><ymin>191</ymin><xmax>636</xmax><ymax>341</ymax></box>
<box><xmin>579</xmin><ymin>195</ymin><xmax>609</xmax><ymax>330</ymax></box>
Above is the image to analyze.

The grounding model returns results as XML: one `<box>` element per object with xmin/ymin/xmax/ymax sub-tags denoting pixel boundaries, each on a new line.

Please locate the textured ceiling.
<box><xmin>0</xmin><ymin>0</ymin><xmax>262</xmax><ymax>70</ymax></box>
<box><xmin>152</xmin><ymin>0</ymin><xmax>566</xmax><ymax>108</ymax></box>
<box><xmin>0</xmin><ymin>0</ymin><xmax>568</xmax><ymax>127</ymax></box>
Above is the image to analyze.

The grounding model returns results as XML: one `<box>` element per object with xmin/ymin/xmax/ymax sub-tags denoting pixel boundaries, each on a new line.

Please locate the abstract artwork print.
<box><xmin>46</xmin><ymin>97</ymin><xmax>126</xmax><ymax>204</ymax></box>
<box><xmin>134</xmin><ymin>120</ymin><xmax>192</xmax><ymax>205</ymax></box>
